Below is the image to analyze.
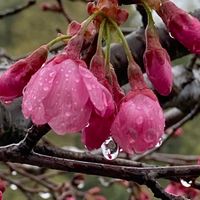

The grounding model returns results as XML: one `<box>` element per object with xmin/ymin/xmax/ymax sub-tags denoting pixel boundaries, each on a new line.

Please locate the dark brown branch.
<box><xmin>56</xmin><ymin>0</ymin><xmax>72</xmax><ymax>23</ymax></box>
<box><xmin>13</xmin><ymin>124</ymin><xmax>50</xmax><ymax>155</ymax></box>
<box><xmin>0</xmin><ymin>0</ymin><xmax>36</xmax><ymax>19</ymax></box>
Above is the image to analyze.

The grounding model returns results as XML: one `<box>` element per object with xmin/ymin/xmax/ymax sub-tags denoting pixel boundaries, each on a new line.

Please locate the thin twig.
<box><xmin>0</xmin><ymin>0</ymin><xmax>36</xmax><ymax>19</ymax></box>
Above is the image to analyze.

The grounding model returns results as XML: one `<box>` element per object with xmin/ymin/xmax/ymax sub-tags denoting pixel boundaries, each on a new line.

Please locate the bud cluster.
<box><xmin>0</xmin><ymin>0</ymin><xmax>199</xmax><ymax>157</ymax></box>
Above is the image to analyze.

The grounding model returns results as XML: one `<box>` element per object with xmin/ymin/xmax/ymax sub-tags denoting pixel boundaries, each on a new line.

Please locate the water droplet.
<box><xmin>169</xmin><ymin>32</ymin><xmax>174</xmax><ymax>39</ymax></box>
<box><xmin>39</xmin><ymin>192</ymin><xmax>51</xmax><ymax>199</ymax></box>
<box><xmin>83</xmin><ymin>73</ymin><xmax>92</xmax><ymax>78</ymax></box>
<box><xmin>136</xmin><ymin>116</ymin><xmax>143</xmax><ymax>125</ymax></box>
<box><xmin>65</xmin><ymin>112</ymin><xmax>70</xmax><ymax>117</ymax></box>
<box><xmin>137</xmin><ymin>106</ymin><xmax>142</xmax><ymax>111</ymax></box>
<box><xmin>10</xmin><ymin>184</ymin><xmax>17</xmax><ymax>190</ymax></box>
<box><xmin>180</xmin><ymin>179</ymin><xmax>192</xmax><ymax>188</ymax></box>
<box><xmin>43</xmin><ymin>87</ymin><xmax>49</xmax><ymax>91</ymax></box>
<box><xmin>11</xmin><ymin>171</ymin><xmax>17</xmax><ymax>176</ymax></box>
<box><xmin>65</xmin><ymin>74</ymin><xmax>69</xmax><ymax>78</ymax></box>
<box><xmin>128</xmin><ymin>128</ymin><xmax>138</xmax><ymax>141</ymax></box>
<box><xmin>155</xmin><ymin>137</ymin><xmax>163</xmax><ymax>148</ymax></box>
<box><xmin>4</xmin><ymin>100</ymin><xmax>12</xmax><ymax>105</ymax></box>
<box><xmin>27</xmin><ymin>105</ymin><xmax>33</xmax><ymax>111</ymax></box>
<box><xmin>101</xmin><ymin>137</ymin><xmax>119</xmax><ymax>160</ymax></box>
<box><xmin>85</xmin><ymin>123</ymin><xmax>90</xmax><ymax>128</ymax></box>
<box><xmin>87</xmin><ymin>85</ymin><xmax>92</xmax><ymax>90</ymax></box>
<box><xmin>144</xmin><ymin>129</ymin><xmax>156</xmax><ymax>143</ymax></box>
<box><xmin>75</xmin><ymin>79</ymin><xmax>80</xmax><ymax>83</ymax></box>
<box><xmin>49</xmin><ymin>72</ymin><xmax>55</xmax><ymax>77</ymax></box>
<box><xmin>77</xmin><ymin>181</ymin><xmax>84</xmax><ymax>189</ymax></box>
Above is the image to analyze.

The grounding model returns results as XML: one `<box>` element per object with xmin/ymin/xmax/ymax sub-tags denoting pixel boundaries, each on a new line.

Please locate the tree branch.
<box><xmin>0</xmin><ymin>0</ymin><xmax>36</xmax><ymax>19</ymax></box>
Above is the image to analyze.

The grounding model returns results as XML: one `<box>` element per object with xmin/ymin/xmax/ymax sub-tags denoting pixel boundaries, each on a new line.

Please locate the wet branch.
<box><xmin>0</xmin><ymin>0</ymin><xmax>36</xmax><ymax>19</ymax></box>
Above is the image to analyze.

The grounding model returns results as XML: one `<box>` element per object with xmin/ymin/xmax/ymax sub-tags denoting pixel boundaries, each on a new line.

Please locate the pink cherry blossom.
<box><xmin>158</xmin><ymin>0</ymin><xmax>200</xmax><ymax>54</ymax></box>
<box><xmin>0</xmin><ymin>45</ymin><xmax>48</xmax><ymax>103</ymax></box>
<box><xmin>143</xmin><ymin>26</ymin><xmax>173</xmax><ymax>96</ymax></box>
<box><xmin>165</xmin><ymin>182</ymin><xmax>200</xmax><ymax>199</ymax></box>
<box><xmin>22</xmin><ymin>53</ymin><xmax>115</xmax><ymax>134</ymax></box>
<box><xmin>111</xmin><ymin>88</ymin><xmax>165</xmax><ymax>154</ymax></box>
<box><xmin>82</xmin><ymin>111</ymin><xmax>115</xmax><ymax>150</ymax></box>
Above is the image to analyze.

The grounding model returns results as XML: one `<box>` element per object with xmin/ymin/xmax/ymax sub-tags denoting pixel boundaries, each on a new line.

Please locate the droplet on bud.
<box><xmin>101</xmin><ymin>137</ymin><xmax>119</xmax><ymax>160</ymax></box>
<box><xmin>180</xmin><ymin>179</ymin><xmax>192</xmax><ymax>188</ymax></box>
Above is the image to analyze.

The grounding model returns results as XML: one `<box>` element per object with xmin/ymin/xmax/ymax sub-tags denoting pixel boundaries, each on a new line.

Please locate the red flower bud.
<box><xmin>143</xmin><ymin>26</ymin><xmax>173</xmax><ymax>96</ymax></box>
<box><xmin>40</xmin><ymin>3</ymin><xmax>62</xmax><ymax>12</ymax></box>
<box><xmin>0</xmin><ymin>45</ymin><xmax>48</xmax><ymax>103</ymax></box>
<box><xmin>158</xmin><ymin>0</ymin><xmax>200</xmax><ymax>54</ymax></box>
<box><xmin>111</xmin><ymin>88</ymin><xmax>165</xmax><ymax>154</ymax></box>
<box><xmin>87</xmin><ymin>0</ymin><xmax>128</xmax><ymax>25</ymax></box>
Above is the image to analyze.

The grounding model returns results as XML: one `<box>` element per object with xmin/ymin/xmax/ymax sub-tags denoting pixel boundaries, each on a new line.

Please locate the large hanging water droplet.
<box><xmin>180</xmin><ymin>179</ymin><xmax>192</xmax><ymax>188</ymax></box>
<box><xmin>39</xmin><ymin>192</ymin><xmax>51</xmax><ymax>199</ymax></box>
<box><xmin>101</xmin><ymin>137</ymin><xmax>119</xmax><ymax>160</ymax></box>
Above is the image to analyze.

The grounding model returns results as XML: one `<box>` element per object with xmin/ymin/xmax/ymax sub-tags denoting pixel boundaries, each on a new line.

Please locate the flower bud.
<box><xmin>158</xmin><ymin>0</ymin><xmax>200</xmax><ymax>54</ymax></box>
<box><xmin>0</xmin><ymin>45</ymin><xmax>48</xmax><ymax>103</ymax></box>
<box><xmin>111</xmin><ymin>88</ymin><xmax>165</xmax><ymax>154</ymax></box>
<box><xmin>143</xmin><ymin>26</ymin><xmax>173</xmax><ymax>96</ymax></box>
<box><xmin>87</xmin><ymin>0</ymin><xmax>128</xmax><ymax>25</ymax></box>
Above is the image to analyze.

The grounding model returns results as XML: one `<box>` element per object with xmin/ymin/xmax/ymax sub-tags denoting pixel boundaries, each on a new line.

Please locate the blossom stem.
<box><xmin>142</xmin><ymin>1</ymin><xmax>154</xmax><ymax>27</ymax></box>
<box><xmin>105</xmin><ymin>20</ymin><xmax>111</xmax><ymax>69</ymax></box>
<box><xmin>47</xmin><ymin>35</ymin><xmax>71</xmax><ymax>48</ymax></box>
<box><xmin>107</xmin><ymin>16</ymin><xmax>145</xmax><ymax>86</ymax></box>
<box><xmin>96</xmin><ymin>19</ymin><xmax>106</xmax><ymax>53</ymax></box>
<box><xmin>81</xmin><ymin>11</ymin><xmax>101</xmax><ymax>33</ymax></box>
<box><xmin>107</xmin><ymin>17</ymin><xmax>133</xmax><ymax>63</ymax></box>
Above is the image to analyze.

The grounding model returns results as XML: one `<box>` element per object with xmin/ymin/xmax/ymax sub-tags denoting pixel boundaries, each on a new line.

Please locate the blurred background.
<box><xmin>0</xmin><ymin>0</ymin><xmax>200</xmax><ymax>199</ymax></box>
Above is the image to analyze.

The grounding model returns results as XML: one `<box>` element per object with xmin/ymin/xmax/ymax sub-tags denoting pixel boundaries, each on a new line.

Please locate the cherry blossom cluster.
<box><xmin>0</xmin><ymin>0</ymin><xmax>200</xmax><ymax>156</ymax></box>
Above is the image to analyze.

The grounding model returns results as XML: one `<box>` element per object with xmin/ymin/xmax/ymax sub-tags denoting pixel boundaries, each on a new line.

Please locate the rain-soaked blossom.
<box><xmin>157</xmin><ymin>0</ymin><xmax>200</xmax><ymax>54</ymax></box>
<box><xmin>82</xmin><ymin>50</ymin><xmax>123</xmax><ymax>150</ymax></box>
<box><xmin>165</xmin><ymin>182</ymin><xmax>200</xmax><ymax>199</ymax></box>
<box><xmin>0</xmin><ymin>45</ymin><xmax>48</xmax><ymax>103</ymax></box>
<box><xmin>143</xmin><ymin>25</ymin><xmax>173</xmax><ymax>96</ymax></box>
<box><xmin>111</xmin><ymin>88</ymin><xmax>165</xmax><ymax>154</ymax></box>
<box><xmin>22</xmin><ymin>53</ymin><xmax>115</xmax><ymax>134</ymax></box>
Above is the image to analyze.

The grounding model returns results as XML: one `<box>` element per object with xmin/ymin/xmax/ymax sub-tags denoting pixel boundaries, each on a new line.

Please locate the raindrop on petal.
<box><xmin>136</xmin><ymin>116</ymin><xmax>143</xmax><ymax>125</ymax></box>
<box><xmin>101</xmin><ymin>137</ymin><xmax>119</xmax><ymax>160</ymax></box>
<box><xmin>43</xmin><ymin>87</ymin><xmax>49</xmax><ymax>91</ymax></box>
